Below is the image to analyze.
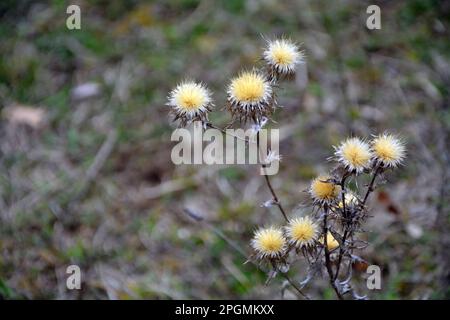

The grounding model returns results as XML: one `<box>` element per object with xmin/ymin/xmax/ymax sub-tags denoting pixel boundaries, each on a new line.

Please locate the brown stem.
<box><xmin>205</xmin><ymin>122</ymin><xmax>252</xmax><ymax>144</ymax></box>
<box><xmin>257</xmin><ymin>131</ymin><xmax>289</xmax><ymax>222</ymax></box>
<box><xmin>263</xmin><ymin>173</ymin><xmax>289</xmax><ymax>222</ymax></box>
<box><xmin>269</xmin><ymin>260</ymin><xmax>309</xmax><ymax>300</ymax></box>
<box><xmin>334</xmin><ymin>175</ymin><xmax>349</xmax><ymax>281</ymax></box>
<box><xmin>207</xmin><ymin>122</ymin><xmax>290</xmax><ymax>222</ymax></box>
<box><xmin>280</xmin><ymin>272</ymin><xmax>310</xmax><ymax>300</ymax></box>
<box><xmin>334</xmin><ymin>229</ymin><xmax>348</xmax><ymax>281</ymax></box>
<box><xmin>334</xmin><ymin>166</ymin><xmax>382</xmax><ymax>282</ymax></box>
<box><xmin>362</xmin><ymin>165</ymin><xmax>382</xmax><ymax>205</ymax></box>
<box><xmin>323</xmin><ymin>204</ymin><xmax>344</xmax><ymax>300</ymax></box>
<box><xmin>334</xmin><ymin>231</ymin><xmax>350</xmax><ymax>281</ymax></box>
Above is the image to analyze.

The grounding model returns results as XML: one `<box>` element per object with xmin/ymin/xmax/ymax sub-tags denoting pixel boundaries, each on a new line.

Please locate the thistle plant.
<box><xmin>167</xmin><ymin>81</ymin><xmax>213</xmax><ymax>127</ymax></box>
<box><xmin>166</xmin><ymin>37</ymin><xmax>406</xmax><ymax>300</ymax></box>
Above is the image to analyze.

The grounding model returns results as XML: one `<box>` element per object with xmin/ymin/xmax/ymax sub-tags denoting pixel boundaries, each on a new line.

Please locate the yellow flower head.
<box><xmin>227</xmin><ymin>71</ymin><xmax>273</xmax><ymax>123</ymax></box>
<box><xmin>286</xmin><ymin>216</ymin><xmax>319</xmax><ymax>248</ymax></box>
<box><xmin>309</xmin><ymin>175</ymin><xmax>341</xmax><ymax>204</ymax></box>
<box><xmin>228</xmin><ymin>71</ymin><xmax>271</xmax><ymax>106</ymax></box>
<box><xmin>320</xmin><ymin>232</ymin><xmax>339</xmax><ymax>251</ymax></box>
<box><xmin>338</xmin><ymin>192</ymin><xmax>358</xmax><ymax>209</ymax></box>
<box><xmin>167</xmin><ymin>81</ymin><xmax>213</xmax><ymax>126</ymax></box>
<box><xmin>251</xmin><ymin>226</ymin><xmax>286</xmax><ymax>259</ymax></box>
<box><xmin>335</xmin><ymin>137</ymin><xmax>372</xmax><ymax>173</ymax></box>
<box><xmin>263</xmin><ymin>38</ymin><xmax>303</xmax><ymax>76</ymax></box>
<box><xmin>371</xmin><ymin>133</ymin><xmax>406</xmax><ymax>168</ymax></box>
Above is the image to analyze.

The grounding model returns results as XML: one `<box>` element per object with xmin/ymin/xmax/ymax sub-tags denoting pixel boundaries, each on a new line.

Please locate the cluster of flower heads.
<box><xmin>251</xmin><ymin>216</ymin><xmax>320</xmax><ymax>260</ymax></box>
<box><xmin>251</xmin><ymin>133</ymin><xmax>405</xmax><ymax>263</ymax></box>
<box><xmin>251</xmin><ymin>215</ymin><xmax>338</xmax><ymax>261</ymax></box>
<box><xmin>334</xmin><ymin>134</ymin><xmax>406</xmax><ymax>173</ymax></box>
<box><xmin>167</xmin><ymin>38</ymin><xmax>304</xmax><ymax>126</ymax></box>
<box><xmin>166</xmin><ymin>34</ymin><xmax>408</xmax><ymax>298</ymax></box>
<box><xmin>307</xmin><ymin>133</ymin><xmax>406</xmax><ymax>208</ymax></box>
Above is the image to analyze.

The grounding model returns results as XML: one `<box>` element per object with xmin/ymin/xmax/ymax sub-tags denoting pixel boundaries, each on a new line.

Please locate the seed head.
<box><xmin>167</xmin><ymin>81</ymin><xmax>213</xmax><ymax>126</ymax></box>
<box><xmin>371</xmin><ymin>133</ymin><xmax>406</xmax><ymax>168</ymax></box>
<box><xmin>251</xmin><ymin>226</ymin><xmax>286</xmax><ymax>259</ymax></box>
<box><xmin>263</xmin><ymin>38</ymin><xmax>303</xmax><ymax>78</ymax></box>
<box><xmin>227</xmin><ymin>70</ymin><xmax>274</xmax><ymax>124</ymax></box>
<box><xmin>309</xmin><ymin>175</ymin><xmax>341</xmax><ymax>204</ymax></box>
<box><xmin>334</xmin><ymin>137</ymin><xmax>372</xmax><ymax>173</ymax></box>
<box><xmin>285</xmin><ymin>216</ymin><xmax>319</xmax><ymax>248</ymax></box>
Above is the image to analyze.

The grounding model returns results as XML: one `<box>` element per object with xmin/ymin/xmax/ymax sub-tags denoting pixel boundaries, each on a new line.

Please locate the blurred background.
<box><xmin>0</xmin><ymin>0</ymin><xmax>449</xmax><ymax>299</ymax></box>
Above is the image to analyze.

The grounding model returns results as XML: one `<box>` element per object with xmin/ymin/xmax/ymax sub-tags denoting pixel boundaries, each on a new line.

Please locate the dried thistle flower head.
<box><xmin>338</xmin><ymin>192</ymin><xmax>358</xmax><ymax>209</ymax></box>
<box><xmin>227</xmin><ymin>70</ymin><xmax>274</xmax><ymax>124</ymax></box>
<box><xmin>334</xmin><ymin>137</ymin><xmax>372</xmax><ymax>174</ymax></box>
<box><xmin>167</xmin><ymin>81</ymin><xmax>213</xmax><ymax>126</ymax></box>
<box><xmin>286</xmin><ymin>216</ymin><xmax>319</xmax><ymax>248</ymax></box>
<box><xmin>371</xmin><ymin>133</ymin><xmax>406</xmax><ymax>168</ymax></box>
<box><xmin>320</xmin><ymin>232</ymin><xmax>339</xmax><ymax>251</ymax></box>
<box><xmin>251</xmin><ymin>226</ymin><xmax>286</xmax><ymax>259</ymax></box>
<box><xmin>309</xmin><ymin>175</ymin><xmax>341</xmax><ymax>204</ymax></box>
<box><xmin>263</xmin><ymin>38</ymin><xmax>303</xmax><ymax>78</ymax></box>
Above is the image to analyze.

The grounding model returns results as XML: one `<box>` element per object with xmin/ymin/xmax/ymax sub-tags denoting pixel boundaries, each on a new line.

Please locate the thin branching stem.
<box><xmin>280</xmin><ymin>272</ymin><xmax>311</xmax><ymax>300</ymax></box>
<box><xmin>322</xmin><ymin>204</ymin><xmax>344</xmax><ymax>300</ymax></box>
<box><xmin>257</xmin><ymin>131</ymin><xmax>289</xmax><ymax>222</ymax></box>
<box><xmin>263</xmin><ymin>173</ymin><xmax>289</xmax><ymax>222</ymax></box>
<box><xmin>205</xmin><ymin>122</ymin><xmax>252</xmax><ymax>143</ymax></box>
<box><xmin>269</xmin><ymin>261</ymin><xmax>310</xmax><ymax>300</ymax></box>
<box><xmin>334</xmin><ymin>174</ymin><xmax>349</xmax><ymax>281</ymax></box>
<box><xmin>362</xmin><ymin>165</ymin><xmax>382</xmax><ymax>205</ymax></box>
<box><xmin>334</xmin><ymin>228</ymin><xmax>348</xmax><ymax>281</ymax></box>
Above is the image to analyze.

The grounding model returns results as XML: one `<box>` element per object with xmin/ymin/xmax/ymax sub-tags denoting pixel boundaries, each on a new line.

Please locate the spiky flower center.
<box><xmin>272</xmin><ymin>46</ymin><xmax>294</xmax><ymax>65</ymax></box>
<box><xmin>311</xmin><ymin>176</ymin><xmax>340</xmax><ymax>201</ymax></box>
<box><xmin>230</xmin><ymin>72</ymin><xmax>266</xmax><ymax>103</ymax></box>
<box><xmin>342</xmin><ymin>142</ymin><xmax>371</xmax><ymax>167</ymax></box>
<box><xmin>373</xmin><ymin>137</ymin><xmax>399</xmax><ymax>161</ymax></box>
<box><xmin>252</xmin><ymin>228</ymin><xmax>285</xmax><ymax>255</ymax></box>
<box><xmin>264</xmin><ymin>39</ymin><xmax>301</xmax><ymax>70</ymax></box>
<box><xmin>290</xmin><ymin>219</ymin><xmax>316</xmax><ymax>242</ymax></box>
<box><xmin>174</xmin><ymin>83</ymin><xmax>207</xmax><ymax>111</ymax></box>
